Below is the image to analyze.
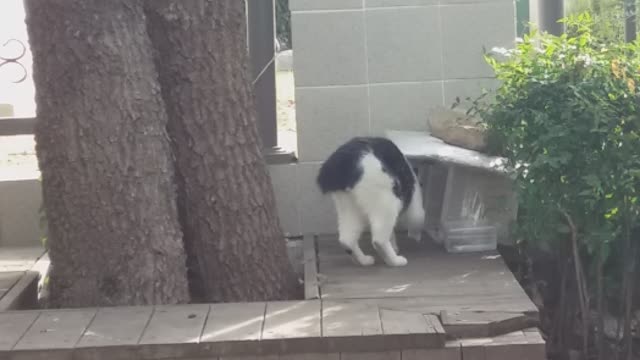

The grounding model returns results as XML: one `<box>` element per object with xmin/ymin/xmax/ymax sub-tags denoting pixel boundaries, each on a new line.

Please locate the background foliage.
<box><xmin>276</xmin><ymin>0</ymin><xmax>291</xmax><ymax>49</ymax></box>
<box><xmin>471</xmin><ymin>13</ymin><xmax>640</xmax><ymax>358</ymax></box>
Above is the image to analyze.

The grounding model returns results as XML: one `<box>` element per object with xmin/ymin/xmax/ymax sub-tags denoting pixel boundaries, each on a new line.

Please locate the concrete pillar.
<box><xmin>625</xmin><ymin>0</ymin><xmax>637</xmax><ymax>42</ymax></box>
<box><xmin>536</xmin><ymin>0</ymin><xmax>564</xmax><ymax>35</ymax></box>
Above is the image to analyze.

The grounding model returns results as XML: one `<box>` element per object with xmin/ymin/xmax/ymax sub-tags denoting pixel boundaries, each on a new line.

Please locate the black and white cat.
<box><xmin>317</xmin><ymin>137</ymin><xmax>425</xmax><ymax>267</ymax></box>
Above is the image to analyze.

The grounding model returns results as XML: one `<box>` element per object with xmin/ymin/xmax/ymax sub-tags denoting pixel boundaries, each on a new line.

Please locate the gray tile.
<box><xmin>295</xmin><ymin>86</ymin><xmax>369</xmax><ymax>162</ymax></box>
<box><xmin>366</xmin><ymin>0</ymin><xmax>438</xmax><ymax>7</ymax></box>
<box><xmin>441</xmin><ymin>3</ymin><xmax>516</xmax><ymax>79</ymax></box>
<box><xmin>292</xmin><ymin>11</ymin><xmax>367</xmax><ymax>86</ymax></box>
<box><xmin>290</xmin><ymin>0</ymin><xmax>362</xmax><ymax>11</ymax></box>
<box><xmin>297</xmin><ymin>162</ymin><xmax>337</xmax><ymax>235</ymax></box>
<box><xmin>366</xmin><ymin>6</ymin><xmax>442</xmax><ymax>83</ymax></box>
<box><xmin>369</xmin><ymin>81</ymin><xmax>443</xmax><ymax>135</ymax></box>
<box><xmin>269</xmin><ymin>164</ymin><xmax>301</xmax><ymax>236</ymax></box>
<box><xmin>442</xmin><ymin>78</ymin><xmax>500</xmax><ymax>109</ymax></box>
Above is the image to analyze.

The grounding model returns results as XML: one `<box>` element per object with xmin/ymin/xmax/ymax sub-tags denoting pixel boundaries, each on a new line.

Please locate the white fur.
<box><xmin>331</xmin><ymin>153</ymin><xmax>425</xmax><ymax>267</ymax></box>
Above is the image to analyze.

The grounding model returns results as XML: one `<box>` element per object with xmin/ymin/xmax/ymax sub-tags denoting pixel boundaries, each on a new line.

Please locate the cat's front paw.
<box><xmin>358</xmin><ymin>255</ymin><xmax>375</xmax><ymax>266</ymax></box>
<box><xmin>387</xmin><ymin>256</ymin><xmax>408</xmax><ymax>267</ymax></box>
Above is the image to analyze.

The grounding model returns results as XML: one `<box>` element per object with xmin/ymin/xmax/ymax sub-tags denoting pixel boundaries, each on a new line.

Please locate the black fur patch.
<box><xmin>316</xmin><ymin>137</ymin><xmax>416</xmax><ymax>211</ymax></box>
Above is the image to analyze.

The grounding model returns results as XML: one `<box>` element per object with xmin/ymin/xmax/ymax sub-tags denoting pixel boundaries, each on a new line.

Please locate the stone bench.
<box><xmin>385</xmin><ymin>130</ymin><xmax>518</xmax><ymax>246</ymax></box>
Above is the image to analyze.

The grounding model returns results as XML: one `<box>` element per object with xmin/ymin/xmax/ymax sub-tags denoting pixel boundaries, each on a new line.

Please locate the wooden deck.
<box><xmin>0</xmin><ymin>236</ymin><xmax>547</xmax><ymax>360</ymax></box>
<box><xmin>0</xmin><ymin>246</ymin><xmax>45</xmax><ymax>311</ymax></box>
<box><xmin>316</xmin><ymin>234</ymin><xmax>537</xmax><ymax>314</ymax></box>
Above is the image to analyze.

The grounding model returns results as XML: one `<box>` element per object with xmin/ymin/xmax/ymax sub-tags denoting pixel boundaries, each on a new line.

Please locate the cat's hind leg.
<box><xmin>390</xmin><ymin>231</ymin><xmax>399</xmax><ymax>253</ymax></box>
<box><xmin>364</xmin><ymin>195</ymin><xmax>408</xmax><ymax>267</ymax></box>
<box><xmin>332</xmin><ymin>192</ymin><xmax>375</xmax><ymax>266</ymax></box>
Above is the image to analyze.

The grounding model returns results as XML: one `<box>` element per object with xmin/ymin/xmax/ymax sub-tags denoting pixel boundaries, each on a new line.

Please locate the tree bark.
<box><xmin>144</xmin><ymin>0</ymin><xmax>298</xmax><ymax>302</ymax></box>
<box><xmin>24</xmin><ymin>0</ymin><xmax>189</xmax><ymax>307</ymax></box>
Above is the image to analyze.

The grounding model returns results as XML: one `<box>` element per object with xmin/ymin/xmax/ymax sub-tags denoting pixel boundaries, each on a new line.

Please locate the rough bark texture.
<box><xmin>144</xmin><ymin>0</ymin><xmax>299</xmax><ymax>302</ymax></box>
<box><xmin>24</xmin><ymin>0</ymin><xmax>190</xmax><ymax>307</ymax></box>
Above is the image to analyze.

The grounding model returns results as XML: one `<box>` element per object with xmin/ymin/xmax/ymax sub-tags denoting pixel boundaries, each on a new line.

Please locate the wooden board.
<box><xmin>0</xmin><ymin>311</ymin><xmax>39</xmax><ymax>350</ymax></box>
<box><xmin>0</xmin><ymin>247</ymin><xmax>46</xmax><ymax>272</ymax></box>
<box><xmin>202</xmin><ymin>302</ymin><xmax>266</xmax><ymax>342</ymax></box>
<box><xmin>316</xmin><ymin>235</ymin><xmax>538</xmax><ymax>315</ymax></box>
<box><xmin>13</xmin><ymin>309</ymin><xmax>97</xmax><ymax>350</ymax></box>
<box><xmin>379</xmin><ymin>309</ymin><xmax>445</xmax><ymax>349</ymax></box>
<box><xmin>323</xmin><ymin>300</ymin><xmax>382</xmax><ymax>337</ymax></box>
<box><xmin>303</xmin><ymin>235</ymin><xmax>319</xmax><ymax>300</ymax></box>
<box><xmin>440</xmin><ymin>310</ymin><xmax>538</xmax><ymax>339</ymax></box>
<box><xmin>138</xmin><ymin>304</ymin><xmax>210</xmax><ymax>345</ymax></box>
<box><xmin>200</xmin><ymin>302</ymin><xmax>266</xmax><ymax>356</ymax></box>
<box><xmin>0</xmin><ymin>271</ymin><xmax>21</xmax><ymax>301</ymax></box>
<box><xmin>0</xmin><ymin>270</ymin><xmax>39</xmax><ymax>311</ymax></box>
<box><xmin>0</xmin><ymin>306</ymin><xmax>546</xmax><ymax>359</ymax></box>
<box><xmin>261</xmin><ymin>300</ymin><xmax>322</xmax><ymax>354</ymax></box>
<box><xmin>262</xmin><ymin>300</ymin><xmax>321</xmax><ymax>340</ymax></box>
<box><xmin>76</xmin><ymin>306</ymin><xmax>153</xmax><ymax>347</ymax></box>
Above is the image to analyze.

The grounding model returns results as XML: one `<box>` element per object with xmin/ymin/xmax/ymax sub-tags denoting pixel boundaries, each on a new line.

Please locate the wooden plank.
<box><xmin>440</xmin><ymin>311</ymin><xmax>537</xmax><ymax>339</ymax></box>
<box><xmin>261</xmin><ymin>300</ymin><xmax>322</xmax><ymax>354</ymax></box>
<box><xmin>0</xmin><ymin>311</ymin><xmax>39</xmax><ymax>350</ymax></box>
<box><xmin>379</xmin><ymin>309</ymin><xmax>445</xmax><ymax>349</ymax></box>
<box><xmin>218</xmin><ymin>356</ymin><xmax>278</xmax><ymax>360</ymax></box>
<box><xmin>262</xmin><ymin>300</ymin><xmax>321</xmax><ymax>339</ymax></box>
<box><xmin>323</xmin><ymin>300</ymin><xmax>382</xmax><ymax>337</ymax></box>
<box><xmin>317</xmin><ymin>234</ymin><xmax>539</xmax><ymax>316</ymax></box>
<box><xmin>138</xmin><ymin>304</ymin><xmax>209</xmax><ymax>345</ymax></box>
<box><xmin>199</xmin><ymin>302</ymin><xmax>266</xmax><ymax>356</ymax></box>
<box><xmin>489</xmin><ymin>314</ymin><xmax>538</xmax><ymax>338</ymax></box>
<box><xmin>0</xmin><ymin>247</ymin><xmax>46</xmax><ymax>272</ymax></box>
<box><xmin>0</xmin><ymin>117</ymin><xmax>36</xmax><ymax>136</ymax></box>
<box><xmin>322</xmin><ymin>301</ymin><xmax>383</xmax><ymax>353</ymax></box>
<box><xmin>303</xmin><ymin>235</ymin><xmax>319</xmax><ymax>300</ymax></box>
<box><xmin>0</xmin><ymin>271</ymin><xmax>39</xmax><ymax>311</ymax></box>
<box><xmin>0</xmin><ymin>271</ymin><xmax>21</xmax><ymax>298</ymax></box>
<box><xmin>201</xmin><ymin>302</ymin><xmax>266</xmax><ymax>342</ymax></box>
<box><xmin>76</xmin><ymin>306</ymin><xmax>153</xmax><ymax>347</ymax></box>
<box><xmin>381</xmin><ymin>309</ymin><xmax>435</xmax><ymax>334</ymax></box>
<box><xmin>337</xmin><ymin>296</ymin><xmax>538</xmax><ymax>317</ymax></box>
<box><xmin>341</xmin><ymin>352</ymin><xmax>401</xmax><ymax>360</ymax></box>
<box><xmin>484</xmin><ymin>343</ymin><xmax>546</xmax><ymax>360</ymax></box>
<box><xmin>279</xmin><ymin>354</ymin><xmax>340</xmax><ymax>360</ymax></box>
<box><xmin>402</xmin><ymin>347</ymin><xmax>461</xmax><ymax>360</ymax></box>
<box><xmin>460</xmin><ymin>339</ymin><xmax>487</xmax><ymax>360</ymax></box>
<box><xmin>424</xmin><ymin>314</ymin><xmax>446</xmax><ymax>335</ymax></box>
<box><xmin>13</xmin><ymin>309</ymin><xmax>97</xmax><ymax>350</ymax></box>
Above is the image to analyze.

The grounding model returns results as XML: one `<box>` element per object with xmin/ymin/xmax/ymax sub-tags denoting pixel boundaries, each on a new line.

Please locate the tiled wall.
<box><xmin>271</xmin><ymin>0</ymin><xmax>516</xmax><ymax>236</ymax></box>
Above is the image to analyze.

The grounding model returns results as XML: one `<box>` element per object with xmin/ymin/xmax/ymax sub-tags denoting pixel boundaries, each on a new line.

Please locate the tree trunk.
<box><xmin>144</xmin><ymin>0</ymin><xmax>298</xmax><ymax>302</ymax></box>
<box><xmin>24</xmin><ymin>0</ymin><xmax>190</xmax><ymax>307</ymax></box>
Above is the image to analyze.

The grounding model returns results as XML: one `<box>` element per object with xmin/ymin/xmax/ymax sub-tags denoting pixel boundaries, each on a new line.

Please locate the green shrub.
<box><xmin>471</xmin><ymin>13</ymin><xmax>640</xmax><ymax>355</ymax></box>
<box><xmin>276</xmin><ymin>0</ymin><xmax>291</xmax><ymax>49</ymax></box>
<box><xmin>477</xmin><ymin>13</ymin><xmax>640</xmax><ymax>253</ymax></box>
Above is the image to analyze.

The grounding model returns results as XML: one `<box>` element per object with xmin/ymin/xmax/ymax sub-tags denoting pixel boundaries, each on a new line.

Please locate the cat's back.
<box><xmin>316</xmin><ymin>136</ymin><xmax>413</xmax><ymax>197</ymax></box>
<box><xmin>316</xmin><ymin>137</ymin><xmax>371</xmax><ymax>194</ymax></box>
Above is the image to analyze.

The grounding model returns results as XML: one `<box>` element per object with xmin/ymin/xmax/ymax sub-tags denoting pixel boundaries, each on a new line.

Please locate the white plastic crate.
<box><xmin>443</xmin><ymin>220</ymin><xmax>497</xmax><ymax>253</ymax></box>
